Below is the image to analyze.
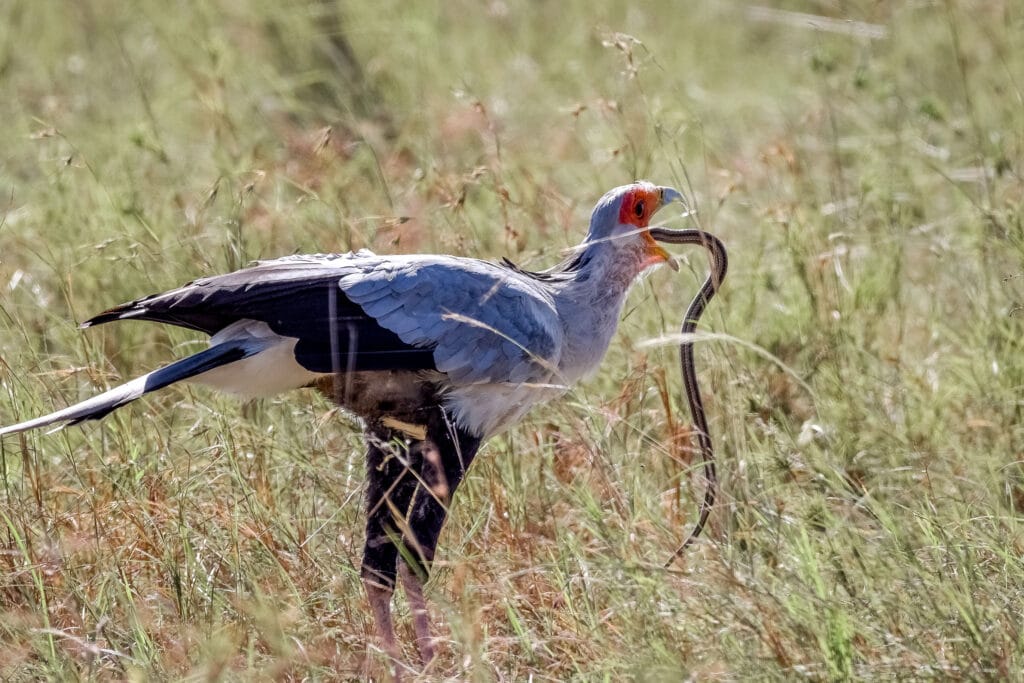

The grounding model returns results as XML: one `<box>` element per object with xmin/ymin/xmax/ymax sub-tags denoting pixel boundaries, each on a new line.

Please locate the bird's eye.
<box><xmin>634</xmin><ymin>200</ymin><xmax>645</xmax><ymax>218</ymax></box>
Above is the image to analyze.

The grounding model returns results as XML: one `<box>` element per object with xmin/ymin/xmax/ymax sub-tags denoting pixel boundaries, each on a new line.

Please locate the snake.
<box><xmin>649</xmin><ymin>227</ymin><xmax>728</xmax><ymax>565</ymax></box>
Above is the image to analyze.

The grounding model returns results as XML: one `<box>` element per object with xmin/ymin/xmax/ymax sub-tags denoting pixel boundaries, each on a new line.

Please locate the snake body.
<box><xmin>649</xmin><ymin>227</ymin><xmax>728</xmax><ymax>564</ymax></box>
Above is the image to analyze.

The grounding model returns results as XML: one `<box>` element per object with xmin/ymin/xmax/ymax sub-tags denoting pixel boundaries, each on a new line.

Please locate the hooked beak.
<box><xmin>642</xmin><ymin>186</ymin><xmax>685</xmax><ymax>271</ymax></box>
<box><xmin>658</xmin><ymin>186</ymin><xmax>685</xmax><ymax>208</ymax></box>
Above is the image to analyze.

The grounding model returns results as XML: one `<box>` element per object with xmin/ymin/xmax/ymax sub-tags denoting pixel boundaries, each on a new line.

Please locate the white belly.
<box><xmin>445</xmin><ymin>381</ymin><xmax>568</xmax><ymax>438</ymax></box>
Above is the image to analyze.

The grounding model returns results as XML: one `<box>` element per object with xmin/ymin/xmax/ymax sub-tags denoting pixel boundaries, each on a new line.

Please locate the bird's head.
<box><xmin>585</xmin><ymin>181</ymin><xmax>683</xmax><ymax>271</ymax></box>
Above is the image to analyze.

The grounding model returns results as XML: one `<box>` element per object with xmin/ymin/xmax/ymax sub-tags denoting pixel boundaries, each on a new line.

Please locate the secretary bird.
<box><xmin>1</xmin><ymin>181</ymin><xmax>700</xmax><ymax>665</ymax></box>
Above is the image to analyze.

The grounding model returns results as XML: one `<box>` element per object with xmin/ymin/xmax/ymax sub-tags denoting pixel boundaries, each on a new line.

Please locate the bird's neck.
<box><xmin>550</xmin><ymin>241</ymin><xmax>648</xmax><ymax>382</ymax></box>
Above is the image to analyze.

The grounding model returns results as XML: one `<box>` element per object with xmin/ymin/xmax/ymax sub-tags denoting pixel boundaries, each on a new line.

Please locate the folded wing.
<box><xmin>85</xmin><ymin>251</ymin><xmax>564</xmax><ymax>386</ymax></box>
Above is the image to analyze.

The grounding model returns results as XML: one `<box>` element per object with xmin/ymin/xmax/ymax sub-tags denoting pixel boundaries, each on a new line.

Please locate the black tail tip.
<box><xmin>80</xmin><ymin>309</ymin><xmax>125</xmax><ymax>328</ymax></box>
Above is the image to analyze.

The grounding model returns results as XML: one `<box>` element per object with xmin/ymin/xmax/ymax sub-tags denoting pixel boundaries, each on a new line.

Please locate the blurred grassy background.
<box><xmin>1</xmin><ymin>0</ymin><xmax>1022</xmax><ymax>679</ymax></box>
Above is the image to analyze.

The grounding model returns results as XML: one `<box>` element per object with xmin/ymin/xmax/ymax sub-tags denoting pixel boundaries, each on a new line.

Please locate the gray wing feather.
<box><xmin>359</xmin><ymin>295</ymin><xmax>407</xmax><ymax>320</ymax></box>
<box><xmin>339</xmin><ymin>256</ymin><xmax>562</xmax><ymax>386</ymax></box>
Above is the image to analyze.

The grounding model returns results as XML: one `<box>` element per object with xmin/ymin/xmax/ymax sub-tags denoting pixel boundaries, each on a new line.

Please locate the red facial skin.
<box><xmin>618</xmin><ymin>185</ymin><xmax>671</xmax><ymax>268</ymax></box>
<box><xmin>618</xmin><ymin>185</ymin><xmax>663</xmax><ymax>228</ymax></box>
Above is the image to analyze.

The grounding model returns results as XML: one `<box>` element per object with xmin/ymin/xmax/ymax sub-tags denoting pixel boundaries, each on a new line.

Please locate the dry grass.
<box><xmin>2</xmin><ymin>0</ymin><xmax>1023</xmax><ymax>679</ymax></box>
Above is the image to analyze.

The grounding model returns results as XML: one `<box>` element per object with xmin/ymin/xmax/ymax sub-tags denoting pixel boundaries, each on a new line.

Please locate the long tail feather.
<box><xmin>0</xmin><ymin>343</ymin><xmax>253</xmax><ymax>437</ymax></box>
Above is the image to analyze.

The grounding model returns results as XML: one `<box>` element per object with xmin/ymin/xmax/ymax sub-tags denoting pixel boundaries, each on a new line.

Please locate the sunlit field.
<box><xmin>2</xmin><ymin>1</ymin><xmax>1023</xmax><ymax>679</ymax></box>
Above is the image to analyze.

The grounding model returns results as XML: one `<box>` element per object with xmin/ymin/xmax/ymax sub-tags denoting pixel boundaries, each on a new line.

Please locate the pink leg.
<box><xmin>399</xmin><ymin>561</ymin><xmax>436</xmax><ymax>664</ymax></box>
<box><xmin>364</xmin><ymin>578</ymin><xmax>404</xmax><ymax>679</ymax></box>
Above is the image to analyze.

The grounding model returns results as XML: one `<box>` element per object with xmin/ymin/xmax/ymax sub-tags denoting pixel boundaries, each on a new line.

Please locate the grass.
<box><xmin>1</xmin><ymin>0</ymin><xmax>1023</xmax><ymax>679</ymax></box>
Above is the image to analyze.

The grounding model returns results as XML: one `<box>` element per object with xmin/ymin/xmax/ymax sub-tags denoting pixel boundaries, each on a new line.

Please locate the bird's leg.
<box><xmin>398</xmin><ymin>559</ymin><xmax>434</xmax><ymax>663</ymax></box>
<box><xmin>364</xmin><ymin>579</ymin><xmax>399</xmax><ymax>662</ymax></box>
<box><xmin>398</xmin><ymin>410</ymin><xmax>482</xmax><ymax>664</ymax></box>
<box><xmin>362</xmin><ymin>429</ymin><xmax>421</xmax><ymax>667</ymax></box>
